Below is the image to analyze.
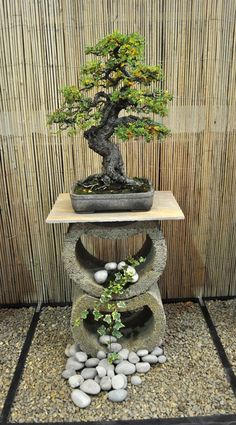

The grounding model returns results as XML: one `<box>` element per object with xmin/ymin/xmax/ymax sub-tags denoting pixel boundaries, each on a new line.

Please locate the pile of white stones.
<box><xmin>62</xmin><ymin>335</ymin><xmax>166</xmax><ymax>408</ymax></box>
<box><xmin>94</xmin><ymin>261</ymin><xmax>139</xmax><ymax>284</ymax></box>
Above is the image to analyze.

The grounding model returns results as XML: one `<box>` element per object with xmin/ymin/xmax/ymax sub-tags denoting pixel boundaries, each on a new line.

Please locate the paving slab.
<box><xmin>9</xmin><ymin>303</ymin><xmax>236</xmax><ymax>422</ymax></box>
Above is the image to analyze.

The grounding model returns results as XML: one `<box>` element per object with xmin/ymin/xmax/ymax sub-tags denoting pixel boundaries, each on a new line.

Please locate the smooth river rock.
<box><xmin>94</xmin><ymin>269</ymin><xmax>108</xmax><ymax>284</ymax></box>
<box><xmin>75</xmin><ymin>352</ymin><xmax>88</xmax><ymax>363</ymax></box>
<box><xmin>118</xmin><ymin>348</ymin><xmax>129</xmax><ymax>360</ymax></box>
<box><xmin>71</xmin><ymin>389</ymin><xmax>91</xmax><ymax>408</ymax></box>
<box><xmin>108</xmin><ymin>389</ymin><xmax>128</xmax><ymax>402</ymax></box>
<box><xmin>130</xmin><ymin>272</ymin><xmax>139</xmax><ymax>283</ymax></box>
<box><xmin>80</xmin><ymin>379</ymin><xmax>101</xmax><ymax>395</ymax></box>
<box><xmin>136</xmin><ymin>349</ymin><xmax>149</xmax><ymax>357</ymax></box>
<box><xmin>99</xmin><ymin>359</ymin><xmax>115</xmax><ymax>370</ymax></box>
<box><xmin>100</xmin><ymin>376</ymin><xmax>112</xmax><ymax>391</ymax></box>
<box><xmin>96</xmin><ymin>365</ymin><xmax>106</xmax><ymax>378</ymax></box>
<box><xmin>62</xmin><ymin>368</ymin><xmax>76</xmax><ymax>379</ymax></box>
<box><xmin>151</xmin><ymin>347</ymin><xmax>163</xmax><ymax>356</ymax></box>
<box><xmin>131</xmin><ymin>375</ymin><xmax>142</xmax><ymax>385</ymax></box>
<box><xmin>128</xmin><ymin>351</ymin><xmax>140</xmax><ymax>364</ymax></box>
<box><xmin>136</xmin><ymin>362</ymin><xmax>151</xmax><ymax>373</ymax></box>
<box><xmin>81</xmin><ymin>367</ymin><xmax>97</xmax><ymax>379</ymax></box>
<box><xmin>158</xmin><ymin>355</ymin><xmax>167</xmax><ymax>364</ymax></box>
<box><xmin>66</xmin><ymin>358</ymin><xmax>84</xmax><ymax>371</ymax></box>
<box><xmin>105</xmin><ymin>262</ymin><xmax>117</xmax><ymax>271</ymax></box>
<box><xmin>112</xmin><ymin>374</ymin><xmax>126</xmax><ymax>390</ymax></box>
<box><xmin>69</xmin><ymin>374</ymin><xmax>84</xmax><ymax>388</ymax></box>
<box><xmin>99</xmin><ymin>334</ymin><xmax>117</xmax><ymax>345</ymax></box>
<box><xmin>96</xmin><ymin>350</ymin><xmax>107</xmax><ymax>360</ymax></box>
<box><xmin>115</xmin><ymin>361</ymin><xmax>136</xmax><ymax>375</ymax></box>
<box><xmin>85</xmin><ymin>357</ymin><xmax>99</xmax><ymax>367</ymax></box>
<box><xmin>117</xmin><ymin>261</ymin><xmax>126</xmax><ymax>270</ymax></box>
<box><xmin>141</xmin><ymin>354</ymin><xmax>158</xmax><ymax>364</ymax></box>
<box><xmin>108</xmin><ymin>342</ymin><xmax>122</xmax><ymax>353</ymax></box>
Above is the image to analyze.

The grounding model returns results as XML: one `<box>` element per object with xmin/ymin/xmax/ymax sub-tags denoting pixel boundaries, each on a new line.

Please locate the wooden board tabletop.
<box><xmin>46</xmin><ymin>191</ymin><xmax>185</xmax><ymax>223</ymax></box>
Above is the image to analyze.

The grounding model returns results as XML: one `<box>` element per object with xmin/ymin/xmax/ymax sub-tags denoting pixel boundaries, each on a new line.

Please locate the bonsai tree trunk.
<box><xmin>84</xmin><ymin>103</ymin><xmax>127</xmax><ymax>184</ymax></box>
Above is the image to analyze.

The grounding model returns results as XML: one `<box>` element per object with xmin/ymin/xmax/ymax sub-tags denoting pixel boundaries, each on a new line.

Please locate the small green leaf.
<box><xmin>103</xmin><ymin>314</ymin><xmax>112</xmax><ymax>324</ymax></box>
<box><xmin>114</xmin><ymin>321</ymin><xmax>125</xmax><ymax>330</ymax></box>
<box><xmin>93</xmin><ymin>310</ymin><xmax>103</xmax><ymax>321</ymax></box>
<box><xmin>108</xmin><ymin>352</ymin><xmax>120</xmax><ymax>364</ymax></box>
<box><xmin>112</xmin><ymin>329</ymin><xmax>123</xmax><ymax>339</ymax></box>
<box><xmin>117</xmin><ymin>301</ymin><xmax>126</xmax><ymax>308</ymax></box>
<box><xmin>97</xmin><ymin>325</ymin><xmax>107</xmax><ymax>336</ymax></box>
<box><xmin>74</xmin><ymin>319</ymin><xmax>81</xmax><ymax>327</ymax></box>
<box><xmin>112</xmin><ymin>311</ymin><xmax>121</xmax><ymax>321</ymax></box>
<box><xmin>80</xmin><ymin>309</ymin><xmax>89</xmax><ymax>319</ymax></box>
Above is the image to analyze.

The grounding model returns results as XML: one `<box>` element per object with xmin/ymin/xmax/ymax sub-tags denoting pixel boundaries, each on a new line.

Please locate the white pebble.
<box><xmin>136</xmin><ymin>349</ymin><xmax>148</xmax><ymax>357</ymax></box>
<box><xmin>75</xmin><ymin>352</ymin><xmax>88</xmax><ymax>363</ymax></box>
<box><xmin>115</xmin><ymin>361</ymin><xmax>136</xmax><ymax>375</ymax></box>
<box><xmin>80</xmin><ymin>379</ymin><xmax>101</xmax><ymax>395</ymax></box>
<box><xmin>81</xmin><ymin>368</ymin><xmax>97</xmax><ymax>379</ymax></box>
<box><xmin>108</xmin><ymin>389</ymin><xmax>128</xmax><ymax>402</ymax></box>
<box><xmin>112</xmin><ymin>374</ymin><xmax>125</xmax><ymax>390</ymax></box>
<box><xmin>68</xmin><ymin>343</ymin><xmax>80</xmax><ymax>357</ymax></box>
<box><xmin>96</xmin><ymin>365</ymin><xmax>106</xmax><ymax>378</ymax></box>
<box><xmin>61</xmin><ymin>369</ymin><xmax>76</xmax><ymax>379</ymax></box>
<box><xmin>131</xmin><ymin>375</ymin><xmax>142</xmax><ymax>385</ymax></box>
<box><xmin>104</xmin><ymin>262</ymin><xmax>117</xmax><ymax>271</ymax></box>
<box><xmin>136</xmin><ymin>362</ymin><xmax>151</xmax><ymax>373</ymax></box>
<box><xmin>97</xmin><ymin>350</ymin><xmax>107</xmax><ymax>359</ymax></box>
<box><xmin>85</xmin><ymin>358</ymin><xmax>99</xmax><ymax>367</ymax></box>
<box><xmin>126</xmin><ymin>265</ymin><xmax>136</xmax><ymax>276</ymax></box>
<box><xmin>118</xmin><ymin>348</ymin><xmax>129</xmax><ymax>360</ymax></box>
<box><xmin>142</xmin><ymin>354</ymin><xmax>158</xmax><ymax>364</ymax></box>
<box><xmin>100</xmin><ymin>376</ymin><xmax>112</xmax><ymax>391</ymax></box>
<box><xmin>108</xmin><ymin>342</ymin><xmax>122</xmax><ymax>353</ymax></box>
<box><xmin>128</xmin><ymin>351</ymin><xmax>140</xmax><ymax>364</ymax></box>
<box><xmin>66</xmin><ymin>358</ymin><xmax>84</xmax><ymax>371</ymax></box>
<box><xmin>99</xmin><ymin>335</ymin><xmax>117</xmax><ymax>345</ymax></box>
<box><xmin>71</xmin><ymin>389</ymin><xmax>91</xmax><ymax>408</ymax></box>
<box><xmin>65</xmin><ymin>344</ymin><xmax>72</xmax><ymax>357</ymax></box>
<box><xmin>158</xmin><ymin>355</ymin><xmax>167</xmax><ymax>364</ymax></box>
<box><xmin>94</xmin><ymin>269</ymin><xmax>108</xmax><ymax>284</ymax></box>
<box><xmin>151</xmin><ymin>347</ymin><xmax>163</xmax><ymax>356</ymax></box>
<box><xmin>130</xmin><ymin>272</ymin><xmax>139</xmax><ymax>283</ymax></box>
<box><xmin>99</xmin><ymin>359</ymin><xmax>114</xmax><ymax>370</ymax></box>
<box><xmin>107</xmin><ymin>367</ymin><xmax>115</xmax><ymax>378</ymax></box>
<box><xmin>69</xmin><ymin>374</ymin><xmax>84</xmax><ymax>388</ymax></box>
<box><xmin>120</xmin><ymin>373</ymin><xmax>127</xmax><ymax>389</ymax></box>
<box><xmin>117</xmin><ymin>261</ymin><xmax>126</xmax><ymax>270</ymax></box>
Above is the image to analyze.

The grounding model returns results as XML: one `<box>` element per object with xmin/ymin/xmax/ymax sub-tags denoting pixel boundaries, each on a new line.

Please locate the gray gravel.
<box><xmin>207</xmin><ymin>300</ymin><xmax>236</xmax><ymax>374</ymax></box>
<box><xmin>0</xmin><ymin>308</ymin><xmax>34</xmax><ymax>412</ymax></box>
<box><xmin>9</xmin><ymin>304</ymin><xmax>236</xmax><ymax>422</ymax></box>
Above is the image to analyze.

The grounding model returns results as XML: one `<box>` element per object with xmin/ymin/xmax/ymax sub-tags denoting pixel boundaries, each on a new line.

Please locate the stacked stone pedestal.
<box><xmin>63</xmin><ymin>221</ymin><xmax>167</xmax><ymax>356</ymax></box>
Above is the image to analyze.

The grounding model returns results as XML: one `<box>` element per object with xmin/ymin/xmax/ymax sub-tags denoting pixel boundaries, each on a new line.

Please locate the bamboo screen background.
<box><xmin>0</xmin><ymin>0</ymin><xmax>235</xmax><ymax>304</ymax></box>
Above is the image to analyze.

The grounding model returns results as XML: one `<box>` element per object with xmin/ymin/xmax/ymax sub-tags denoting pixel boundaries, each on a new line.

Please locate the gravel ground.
<box><xmin>9</xmin><ymin>303</ymin><xmax>236</xmax><ymax>422</ymax></box>
<box><xmin>0</xmin><ymin>308</ymin><xmax>34</xmax><ymax>412</ymax></box>
<box><xmin>206</xmin><ymin>299</ymin><xmax>236</xmax><ymax>374</ymax></box>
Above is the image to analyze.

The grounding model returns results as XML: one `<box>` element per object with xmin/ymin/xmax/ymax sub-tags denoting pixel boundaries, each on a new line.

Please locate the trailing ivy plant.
<box><xmin>74</xmin><ymin>256</ymin><xmax>145</xmax><ymax>363</ymax></box>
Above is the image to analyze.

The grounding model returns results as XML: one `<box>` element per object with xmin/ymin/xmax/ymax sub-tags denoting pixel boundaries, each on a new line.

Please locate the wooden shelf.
<box><xmin>46</xmin><ymin>191</ymin><xmax>185</xmax><ymax>224</ymax></box>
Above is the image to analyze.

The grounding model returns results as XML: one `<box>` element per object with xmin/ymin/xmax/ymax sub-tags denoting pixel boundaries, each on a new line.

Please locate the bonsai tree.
<box><xmin>48</xmin><ymin>31</ymin><xmax>173</xmax><ymax>192</ymax></box>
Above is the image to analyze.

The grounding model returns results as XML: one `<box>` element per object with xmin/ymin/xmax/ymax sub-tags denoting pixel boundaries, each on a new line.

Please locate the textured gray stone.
<box><xmin>131</xmin><ymin>375</ymin><xmax>142</xmax><ymax>385</ymax></box>
<box><xmin>115</xmin><ymin>361</ymin><xmax>136</xmax><ymax>375</ymax></box>
<box><xmin>72</xmin><ymin>283</ymin><xmax>166</xmax><ymax>355</ymax></box>
<box><xmin>136</xmin><ymin>362</ymin><xmax>151</xmax><ymax>373</ymax></box>
<box><xmin>81</xmin><ymin>368</ymin><xmax>97</xmax><ymax>379</ymax></box>
<box><xmin>108</xmin><ymin>389</ymin><xmax>128</xmax><ymax>402</ymax></box>
<box><xmin>128</xmin><ymin>351</ymin><xmax>140</xmax><ymax>364</ymax></box>
<box><xmin>112</xmin><ymin>374</ymin><xmax>126</xmax><ymax>390</ymax></box>
<box><xmin>85</xmin><ymin>358</ymin><xmax>99</xmax><ymax>367</ymax></box>
<box><xmin>63</xmin><ymin>222</ymin><xmax>167</xmax><ymax>300</ymax></box>
<box><xmin>100</xmin><ymin>376</ymin><xmax>112</xmax><ymax>391</ymax></box>
<box><xmin>68</xmin><ymin>374</ymin><xmax>84</xmax><ymax>388</ymax></box>
<box><xmin>71</xmin><ymin>389</ymin><xmax>91</xmax><ymax>408</ymax></box>
<box><xmin>141</xmin><ymin>354</ymin><xmax>158</xmax><ymax>363</ymax></box>
<box><xmin>80</xmin><ymin>379</ymin><xmax>101</xmax><ymax>395</ymax></box>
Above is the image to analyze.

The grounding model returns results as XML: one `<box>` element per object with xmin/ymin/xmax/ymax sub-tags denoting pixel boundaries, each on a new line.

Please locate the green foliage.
<box><xmin>48</xmin><ymin>30</ymin><xmax>172</xmax><ymax>141</ymax></box>
<box><xmin>74</xmin><ymin>256</ymin><xmax>145</xmax><ymax>362</ymax></box>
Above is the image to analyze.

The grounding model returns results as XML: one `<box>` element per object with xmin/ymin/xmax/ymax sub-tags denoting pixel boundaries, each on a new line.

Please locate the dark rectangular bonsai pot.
<box><xmin>70</xmin><ymin>182</ymin><xmax>154</xmax><ymax>213</ymax></box>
